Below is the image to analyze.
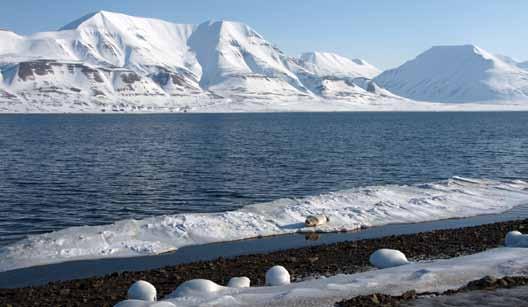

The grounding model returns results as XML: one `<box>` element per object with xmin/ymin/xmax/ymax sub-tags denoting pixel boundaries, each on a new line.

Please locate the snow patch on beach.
<box><xmin>118</xmin><ymin>247</ymin><xmax>528</xmax><ymax>306</ymax></box>
<box><xmin>1</xmin><ymin>177</ymin><xmax>528</xmax><ymax>272</ymax></box>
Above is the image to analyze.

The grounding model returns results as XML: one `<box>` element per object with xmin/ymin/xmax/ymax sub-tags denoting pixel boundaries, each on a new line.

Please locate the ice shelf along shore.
<box><xmin>1</xmin><ymin>176</ymin><xmax>528</xmax><ymax>272</ymax></box>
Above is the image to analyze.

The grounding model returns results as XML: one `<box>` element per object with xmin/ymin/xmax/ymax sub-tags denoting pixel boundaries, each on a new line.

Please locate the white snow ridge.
<box><xmin>0</xmin><ymin>177</ymin><xmax>527</xmax><ymax>272</ymax></box>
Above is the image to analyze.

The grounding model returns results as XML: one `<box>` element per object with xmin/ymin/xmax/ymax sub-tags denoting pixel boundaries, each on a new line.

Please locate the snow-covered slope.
<box><xmin>374</xmin><ymin>45</ymin><xmax>528</xmax><ymax>103</ymax></box>
<box><xmin>0</xmin><ymin>11</ymin><xmax>404</xmax><ymax>112</ymax></box>
<box><xmin>519</xmin><ymin>61</ymin><xmax>528</xmax><ymax>70</ymax></box>
<box><xmin>286</xmin><ymin>51</ymin><xmax>389</xmax><ymax>100</ymax></box>
<box><xmin>187</xmin><ymin>20</ymin><xmax>310</xmax><ymax>100</ymax></box>
<box><xmin>2</xmin><ymin>13</ymin><xmax>526</xmax><ymax>111</ymax></box>
<box><xmin>297</xmin><ymin>51</ymin><xmax>380</xmax><ymax>79</ymax></box>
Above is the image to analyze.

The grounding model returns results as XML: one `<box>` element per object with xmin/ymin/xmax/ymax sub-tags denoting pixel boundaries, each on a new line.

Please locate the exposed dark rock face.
<box><xmin>81</xmin><ymin>66</ymin><xmax>105</xmax><ymax>83</ymax></box>
<box><xmin>120</xmin><ymin>72</ymin><xmax>141</xmax><ymax>84</ymax></box>
<box><xmin>17</xmin><ymin>60</ymin><xmax>55</xmax><ymax>81</ymax></box>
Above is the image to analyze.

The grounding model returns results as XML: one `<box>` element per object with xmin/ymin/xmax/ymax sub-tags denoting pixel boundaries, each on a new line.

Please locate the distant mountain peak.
<box><xmin>374</xmin><ymin>44</ymin><xmax>528</xmax><ymax>102</ymax></box>
<box><xmin>59</xmin><ymin>10</ymin><xmax>111</xmax><ymax>30</ymax></box>
<box><xmin>59</xmin><ymin>10</ymin><xmax>171</xmax><ymax>31</ymax></box>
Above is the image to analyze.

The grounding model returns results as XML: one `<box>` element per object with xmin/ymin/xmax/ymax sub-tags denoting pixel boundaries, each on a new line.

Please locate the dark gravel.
<box><xmin>1</xmin><ymin>218</ymin><xmax>528</xmax><ymax>307</ymax></box>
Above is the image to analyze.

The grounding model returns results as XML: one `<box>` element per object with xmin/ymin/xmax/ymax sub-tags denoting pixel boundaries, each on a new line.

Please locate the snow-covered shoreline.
<box><xmin>115</xmin><ymin>247</ymin><xmax>528</xmax><ymax>306</ymax></box>
<box><xmin>1</xmin><ymin>176</ymin><xmax>527</xmax><ymax>273</ymax></box>
<box><xmin>2</xmin><ymin>97</ymin><xmax>528</xmax><ymax>113</ymax></box>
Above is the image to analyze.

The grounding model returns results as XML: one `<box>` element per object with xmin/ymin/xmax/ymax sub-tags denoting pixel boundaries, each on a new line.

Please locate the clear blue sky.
<box><xmin>1</xmin><ymin>0</ymin><xmax>526</xmax><ymax>69</ymax></box>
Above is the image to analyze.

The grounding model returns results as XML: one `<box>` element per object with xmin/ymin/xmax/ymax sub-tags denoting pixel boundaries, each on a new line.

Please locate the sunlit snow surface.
<box><xmin>1</xmin><ymin>11</ymin><xmax>528</xmax><ymax>112</ymax></box>
<box><xmin>114</xmin><ymin>247</ymin><xmax>528</xmax><ymax>307</ymax></box>
<box><xmin>1</xmin><ymin>177</ymin><xmax>528</xmax><ymax>272</ymax></box>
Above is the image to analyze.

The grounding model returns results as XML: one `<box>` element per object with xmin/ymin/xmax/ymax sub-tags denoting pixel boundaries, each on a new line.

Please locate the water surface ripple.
<box><xmin>0</xmin><ymin>112</ymin><xmax>527</xmax><ymax>246</ymax></box>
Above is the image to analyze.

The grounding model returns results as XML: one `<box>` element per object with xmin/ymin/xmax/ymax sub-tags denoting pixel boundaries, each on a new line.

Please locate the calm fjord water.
<box><xmin>0</xmin><ymin>112</ymin><xmax>527</xmax><ymax>246</ymax></box>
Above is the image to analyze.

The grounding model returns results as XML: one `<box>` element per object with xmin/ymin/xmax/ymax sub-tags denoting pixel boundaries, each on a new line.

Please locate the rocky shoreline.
<box><xmin>1</xmin><ymin>218</ymin><xmax>528</xmax><ymax>307</ymax></box>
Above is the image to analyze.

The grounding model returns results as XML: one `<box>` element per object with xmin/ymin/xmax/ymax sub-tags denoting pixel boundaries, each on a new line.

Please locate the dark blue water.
<box><xmin>0</xmin><ymin>112</ymin><xmax>527</xmax><ymax>246</ymax></box>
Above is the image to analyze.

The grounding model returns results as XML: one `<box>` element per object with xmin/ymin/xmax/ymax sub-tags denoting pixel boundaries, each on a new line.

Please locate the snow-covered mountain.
<box><xmin>2</xmin><ymin>12</ymin><xmax>526</xmax><ymax>112</ymax></box>
<box><xmin>296</xmin><ymin>51</ymin><xmax>380</xmax><ymax>79</ymax></box>
<box><xmin>0</xmin><ymin>11</ymin><xmax>395</xmax><ymax>112</ymax></box>
<box><xmin>374</xmin><ymin>45</ymin><xmax>528</xmax><ymax>103</ymax></box>
<box><xmin>286</xmin><ymin>51</ymin><xmax>390</xmax><ymax>100</ymax></box>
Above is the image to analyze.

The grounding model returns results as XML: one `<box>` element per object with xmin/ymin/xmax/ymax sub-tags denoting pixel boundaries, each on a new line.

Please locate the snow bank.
<box><xmin>369</xmin><ymin>249</ymin><xmax>409</xmax><ymax>269</ymax></box>
<box><xmin>127</xmin><ymin>280</ymin><xmax>157</xmax><ymax>301</ymax></box>
<box><xmin>170</xmin><ymin>279</ymin><xmax>224</xmax><ymax>298</ymax></box>
<box><xmin>111</xmin><ymin>248</ymin><xmax>528</xmax><ymax>307</ymax></box>
<box><xmin>504</xmin><ymin>231</ymin><xmax>528</xmax><ymax>247</ymax></box>
<box><xmin>228</xmin><ymin>277</ymin><xmax>251</xmax><ymax>288</ymax></box>
<box><xmin>265</xmin><ymin>266</ymin><xmax>291</xmax><ymax>286</ymax></box>
<box><xmin>1</xmin><ymin>177</ymin><xmax>527</xmax><ymax>272</ymax></box>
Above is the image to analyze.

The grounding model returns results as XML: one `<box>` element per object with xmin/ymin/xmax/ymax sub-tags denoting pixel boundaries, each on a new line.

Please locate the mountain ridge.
<box><xmin>0</xmin><ymin>11</ymin><xmax>389</xmax><ymax>112</ymax></box>
<box><xmin>1</xmin><ymin>11</ymin><xmax>527</xmax><ymax>112</ymax></box>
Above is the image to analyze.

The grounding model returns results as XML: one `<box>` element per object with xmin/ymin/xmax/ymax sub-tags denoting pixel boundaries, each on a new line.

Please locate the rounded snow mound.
<box><xmin>127</xmin><ymin>280</ymin><xmax>157</xmax><ymax>301</ymax></box>
<box><xmin>369</xmin><ymin>249</ymin><xmax>409</xmax><ymax>269</ymax></box>
<box><xmin>227</xmin><ymin>276</ymin><xmax>250</xmax><ymax>288</ymax></box>
<box><xmin>505</xmin><ymin>231</ymin><xmax>528</xmax><ymax>247</ymax></box>
<box><xmin>114</xmin><ymin>299</ymin><xmax>175</xmax><ymax>307</ymax></box>
<box><xmin>265</xmin><ymin>265</ymin><xmax>290</xmax><ymax>286</ymax></box>
<box><xmin>171</xmin><ymin>279</ymin><xmax>224</xmax><ymax>297</ymax></box>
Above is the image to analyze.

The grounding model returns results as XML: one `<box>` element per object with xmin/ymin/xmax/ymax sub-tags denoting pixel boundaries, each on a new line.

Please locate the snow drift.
<box><xmin>504</xmin><ymin>230</ymin><xmax>528</xmax><ymax>247</ymax></box>
<box><xmin>127</xmin><ymin>280</ymin><xmax>157</xmax><ymax>301</ymax></box>
<box><xmin>265</xmin><ymin>266</ymin><xmax>291</xmax><ymax>286</ymax></box>
<box><xmin>369</xmin><ymin>249</ymin><xmax>409</xmax><ymax>269</ymax></box>
<box><xmin>0</xmin><ymin>177</ymin><xmax>527</xmax><ymax>272</ymax></box>
<box><xmin>227</xmin><ymin>277</ymin><xmax>251</xmax><ymax>288</ymax></box>
<box><xmin>170</xmin><ymin>279</ymin><xmax>224</xmax><ymax>298</ymax></box>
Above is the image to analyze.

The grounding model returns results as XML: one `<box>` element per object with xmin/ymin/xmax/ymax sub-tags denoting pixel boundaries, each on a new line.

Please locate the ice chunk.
<box><xmin>369</xmin><ymin>249</ymin><xmax>409</xmax><ymax>269</ymax></box>
<box><xmin>227</xmin><ymin>277</ymin><xmax>250</xmax><ymax>288</ymax></box>
<box><xmin>266</xmin><ymin>265</ymin><xmax>291</xmax><ymax>286</ymax></box>
<box><xmin>171</xmin><ymin>279</ymin><xmax>224</xmax><ymax>297</ymax></box>
<box><xmin>505</xmin><ymin>231</ymin><xmax>528</xmax><ymax>247</ymax></box>
<box><xmin>127</xmin><ymin>280</ymin><xmax>156</xmax><ymax>301</ymax></box>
